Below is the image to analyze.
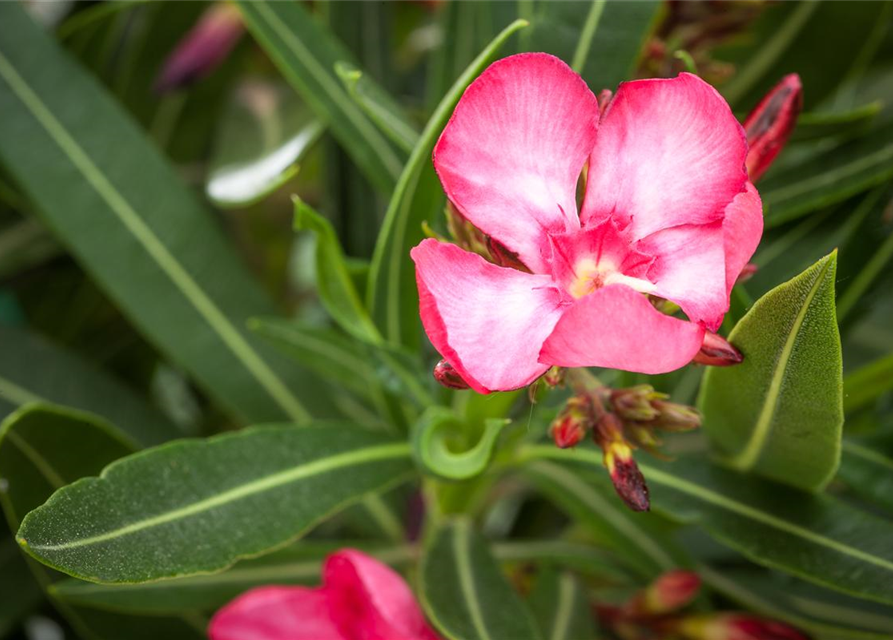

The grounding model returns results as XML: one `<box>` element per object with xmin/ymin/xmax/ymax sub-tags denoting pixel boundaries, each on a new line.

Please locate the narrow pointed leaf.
<box><xmin>528</xmin><ymin>569</ymin><xmax>594</xmax><ymax>640</ymax></box>
<box><xmin>792</xmin><ymin>102</ymin><xmax>881</xmax><ymax>142</ymax></box>
<box><xmin>235</xmin><ymin>0</ymin><xmax>404</xmax><ymax>194</ymax></box>
<box><xmin>293</xmin><ymin>198</ymin><xmax>382</xmax><ymax>343</ymax></box>
<box><xmin>421</xmin><ymin>519</ymin><xmax>542</xmax><ymax>640</ymax></box>
<box><xmin>0</xmin><ymin>403</ymin><xmax>203</xmax><ymax>640</ymax></box>
<box><xmin>17</xmin><ymin>424</ymin><xmax>412</xmax><ymax>583</ymax></box>
<box><xmin>0</xmin><ymin>3</ymin><xmax>329</xmax><ymax>424</ymax></box>
<box><xmin>520</xmin><ymin>459</ymin><xmax>688</xmax><ymax>579</ymax></box>
<box><xmin>523</xmin><ymin>446</ymin><xmax>893</xmax><ymax>606</ymax></box>
<box><xmin>699</xmin><ymin>253</ymin><xmax>843</xmax><ymax>491</ymax></box>
<box><xmin>335</xmin><ymin>61</ymin><xmax>420</xmax><ymax>154</ymax></box>
<box><xmin>0</xmin><ymin>326</ymin><xmax>181</xmax><ymax>446</ymax></box>
<box><xmin>843</xmin><ymin>352</ymin><xmax>893</xmax><ymax>413</ymax></box>
<box><xmin>837</xmin><ymin>440</ymin><xmax>893</xmax><ymax>513</ymax></box>
<box><xmin>761</xmin><ymin>123</ymin><xmax>893</xmax><ymax>227</ymax></box>
<box><xmin>367</xmin><ymin>19</ymin><xmax>528</xmax><ymax>348</ymax></box>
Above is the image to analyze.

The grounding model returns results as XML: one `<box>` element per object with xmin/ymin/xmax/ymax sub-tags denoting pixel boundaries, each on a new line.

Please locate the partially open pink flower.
<box><xmin>208</xmin><ymin>549</ymin><xmax>439</xmax><ymax>640</ymax></box>
<box><xmin>411</xmin><ymin>53</ymin><xmax>762</xmax><ymax>393</ymax></box>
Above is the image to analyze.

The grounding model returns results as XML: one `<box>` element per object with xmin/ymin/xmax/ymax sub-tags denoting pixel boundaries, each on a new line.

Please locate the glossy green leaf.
<box><xmin>0</xmin><ymin>403</ymin><xmax>204</xmax><ymax>639</ymax></box>
<box><xmin>523</xmin><ymin>0</ymin><xmax>660</xmax><ymax>91</ymax></box>
<box><xmin>206</xmin><ymin>82</ymin><xmax>324</xmax><ymax>208</ymax></box>
<box><xmin>699</xmin><ymin>253</ymin><xmax>843</xmax><ymax>491</ymax></box>
<box><xmin>293</xmin><ymin>198</ymin><xmax>381</xmax><ymax>344</ymax></box>
<box><xmin>0</xmin><ymin>326</ymin><xmax>181</xmax><ymax>447</ymax></box>
<box><xmin>335</xmin><ymin>61</ymin><xmax>420</xmax><ymax>154</ymax></box>
<box><xmin>792</xmin><ymin>102</ymin><xmax>881</xmax><ymax>142</ymax></box>
<box><xmin>523</xmin><ymin>446</ymin><xmax>893</xmax><ymax>606</ymax></box>
<box><xmin>367</xmin><ymin>19</ymin><xmax>528</xmax><ymax>348</ymax></box>
<box><xmin>18</xmin><ymin>424</ymin><xmax>413</xmax><ymax>583</ymax></box>
<box><xmin>412</xmin><ymin>407</ymin><xmax>506</xmax><ymax>481</ymax></box>
<box><xmin>421</xmin><ymin>519</ymin><xmax>542</xmax><ymax>640</ymax></box>
<box><xmin>837</xmin><ymin>440</ymin><xmax>893</xmax><ymax>513</ymax></box>
<box><xmin>235</xmin><ymin>0</ymin><xmax>404</xmax><ymax>194</ymax></box>
<box><xmin>520</xmin><ymin>458</ymin><xmax>689</xmax><ymax>579</ymax></box>
<box><xmin>761</xmin><ymin>123</ymin><xmax>893</xmax><ymax>227</ymax></box>
<box><xmin>528</xmin><ymin>569</ymin><xmax>595</xmax><ymax>640</ymax></box>
<box><xmin>700</xmin><ymin>565</ymin><xmax>893</xmax><ymax>640</ymax></box>
<box><xmin>0</xmin><ymin>3</ymin><xmax>330</xmax><ymax>424</ymax></box>
<box><xmin>843</xmin><ymin>352</ymin><xmax>893</xmax><ymax>413</ymax></box>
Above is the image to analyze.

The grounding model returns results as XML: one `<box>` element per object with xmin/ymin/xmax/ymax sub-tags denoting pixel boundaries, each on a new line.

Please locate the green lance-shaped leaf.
<box><xmin>17</xmin><ymin>425</ymin><xmax>413</xmax><ymax>583</ymax></box>
<box><xmin>523</xmin><ymin>446</ymin><xmax>893</xmax><ymax>606</ymax></box>
<box><xmin>293</xmin><ymin>198</ymin><xmax>382</xmax><ymax>344</ymax></box>
<box><xmin>235</xmin><ymin>0</ymin><xmax>404</xmax><ymax>194</ymax></box>
<box><xmin>791</xmin><ymin>102</ymin><xmax>881</xmax><ymax>143</ymax></box>
<box><xmin>0</xmin><ymin>3</ymin><xmax>330</xmax><ymax>425</ymax></box>
<box><xmin>520</xmin><ymin>458</ymin><xmax>689</xmax><ymax>579</ymax></box>
<box><xmin>412</xmin><ymin>407</ymin><xmax>506</xmax><ymax>481</ymax></box>
<box><xmin>335</xmin><ymin>61</ymin><xmax>420</xmax><ymax>154</ymax></box>
<box><xmin>843</xmin><ymin>352</ymin><xmax>893</xmax><ymax>413</ymax></box>
<box><xmin>0</xmin><ymin>325</ymin><xmax>181</xmax><ymax>447</ymax></box>
<box><xmin>421</xmin><ymin>519</ymin><xmax>542</xmax><ymax>640</ymax></box>
<box><xmin>522</xmin><ymin>0</ymin><xmax>660</xmax><ymax>92</ymax></box>
<box><xmin>699</xmin><ymin>565</ymin><xmax>893</xmax><ymax>640</ymax></box>
<box><xmin>367</xmin><ymin>19</ymin><xmax>529</xmax><ymax>349</ymax></box>
<box><xmin>0</xmin><ymin>404</ymin><xmax>205</xmax><ymax>640</ymax></box>
<box><xmin>837</xmin><ymin>440</ymin><xmax>893</xmax><ymax>514</ymax></box>
<box><xmin>528</xmin><ymin>569</ymin><xmax>595</xmax><ymax>640</ymax></box>
<box><xmin>761</xmin><ymin>122</ymin><xmax>893</xmax><ymax>227</ymax></box>
<box><xmin>699</xmin><ymin>252</ymin><xmax>843</xmax><ymax>491</ymax></box>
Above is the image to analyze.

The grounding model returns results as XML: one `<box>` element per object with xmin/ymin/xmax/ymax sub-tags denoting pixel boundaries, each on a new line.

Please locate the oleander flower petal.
<box><xmin>412</xmin><ymin>238</ymin><xmax>564</xmax><ymax>393</ymax></box>
<box><xmin>209</xmin><ymin>587</ymin><xmax>343</xmax><ymax>640</ymax></box>
<box><xmin>433</xmin><ymin>52</ymin><xmax>600</xmax><ymax>274</ymax></box>
<box><xmin>540</xmin><ymin>284</ymin><xmax>705</xmax><ymax>374</ymax></box>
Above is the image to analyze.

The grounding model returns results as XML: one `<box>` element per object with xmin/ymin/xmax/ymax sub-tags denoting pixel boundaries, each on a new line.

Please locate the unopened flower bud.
<box><xmin>736</xmin><ymin>263</ymin><xmax>758</xmax><ymax>284</ymax></box>
<box><xmin>445</xmin><ymin>202</ymin><xmax>489</xmax><ymax>257</ymax></box>
<box><xmin>633</xmin><ymin>570</ymin><xmax>701</xmax><ymax>615</ymax></box>
<box><xmin>542</xmin><ymin>366</ymin><xmax>566</xmax><ymax>388</ymax></box>
<box><xmin>597</xmin><ymin>414</ymin><xmax>650</xmax><ymax>512</ymax></box>
<box><xmin>678</xmin><ymin>613</ymin><xmax>808</xmax><ymax>640</ymax></box>
<box><xmin>598</xmin><ymin>89</ymin><xmax>614</xmax><ymax>117</ymax></box>
<box><xmin>155</xmin><ymin>3</ymin><xmax>243</xmax><ymax>94</ymax></box>
<box><xmin>611</xmin><ymin>385</ymin><xmax>661</xmax><ymax>422</ymax></box>
<box><xmin>550</xmin><ymin>397</ymin><xmax>592</xmax><ymax>449</ymax></box>
<box><xmin>433</xmin><ymin>359</ymin><xmax>470</xmax><ymax>390</ymax></box>
<box><xmin>743</xmin><ymin>74</ymin><xmax>802</xmax><ymax>181</ymax></box>
<box><xmin>650</xmin><ymin>400</ymin><xmax>701</xmax><ymax>432</ymax></box>
<box><xmin>693</xmin><ymin>331</ymin><xmax>743</xmax><ymax>367</ymax></box>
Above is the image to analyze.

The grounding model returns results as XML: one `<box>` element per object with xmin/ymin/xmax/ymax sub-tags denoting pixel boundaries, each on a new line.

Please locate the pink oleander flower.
<box><xmin>411</xmin><ymin>53</ymin><xmax>763</xmax><ymax>394</ymax></box>
<box><xmin>209</xmin><ymin>550</ymin><xmax>440</xmax><ymax>640</ymax></box>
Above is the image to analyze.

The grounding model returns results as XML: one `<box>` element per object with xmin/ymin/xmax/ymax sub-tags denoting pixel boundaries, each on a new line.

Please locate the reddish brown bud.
<box><xmin>155</xmin><ymin>3</ymin><xmax>243</xmax><ymax>94</ymax></box>
<box><xmin>679</xmin><ymin>613</ymin><xmax>809</xmax><ymax>640</ymax></box>
<box><xmin>611</xmin><ymin>385</ymin><xmax>661</xmax><ymax>422</ymax></box>
<box><xmin>693</xmin><ymin>331</ymin><xmax>743</xmax><ymax>367</ymax></box>
<box><xmin>542</xmin><ymin>366</ymin><xmax>566</xmax><ymax>388</ymax></box>
<box><xmin>640</xmin><ymin>570</ymin><xmax>701</xmax><ymax>615</ymax></box>
<box><xmin>650</xmin><ymin>400</ymin><xmax>701</xmax><ymax>432</ymax></box>
<box><xmin>743</xmin><ymin>74</ymin><xmax>803</xmax><ymax>181</ymax></box>
<box><xmin>433</xmin><ymin>359</ymin><xmax>470</xmax><ymax>390</ymax></box>
<box><xmin>597</xmin><ymin>89</ymin><xmax>614</xmax><ymax>117</ymax></box>
<box><xmin>550</xmin><ymin>397</ymin><xmax>592</xmax><ymax>448</ymax></box>
<box><xmin>736</xmin><ymin>263</ymin><xmax>758</xmax><ymax>284</ymax></box>
<box><xmin>597</xmin><ymin>414</ymin><xmax>650</xmax><ymax>511</ymax></box>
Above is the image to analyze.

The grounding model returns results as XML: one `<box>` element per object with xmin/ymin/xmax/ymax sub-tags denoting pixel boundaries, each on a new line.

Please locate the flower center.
<box><xmin>568</xmin><ymin>257</ymin><xmax>618</xmax><ymax>298</ymax></box>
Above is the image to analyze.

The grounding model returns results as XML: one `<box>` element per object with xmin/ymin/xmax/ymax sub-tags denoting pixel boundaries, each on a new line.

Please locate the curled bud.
<box><xmin>743</xmin><ymin>74</ymin><xmax>803</xmax><ymax>182</ymax></box>
<box><xmin>597</xmin><ymin>414</ymin><xmax>650</xmax><ymax>512</ymax></box>
<box><xmin>433</xmin><ymin>359</ymin><xmax>470</xmax><ymax>390</ymax></box>
<box><xmin>550</xmin><ymin>397</ymin><xmax>592</xmax><ymax>449</ymax></box>
<box><xmin>635</xmin><ymin>570</ymin><xmax>701</xmax><ymax>615</ymax></box>
<box><xmin>155</xmin><ymin>3</ymin><xmax>243</xmax><ymax>94</ymax></box>
<box><xmin>611</xmin><ymin>385</ymin><xmax>662</xmax><ymax>422</ymax></box>
<box><xmin>650</xmin><ymin>400</ymin><xmax>701</xmax><ymax>432</ymax></box>
<box><xmin>679</xmin><ymin>613</ymin><xmax>808</xmax><ymax>640</ymax></box>
<box><xmin>693</xmin><ymin>331</ymin><xmax>743</xmax><ymax>367</ymax></box>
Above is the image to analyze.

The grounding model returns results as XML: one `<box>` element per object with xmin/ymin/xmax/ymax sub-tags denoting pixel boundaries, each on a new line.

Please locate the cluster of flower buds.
<box><xmin>548</xmin><ymin>383</ymin><xmax>701</xmax><ymax>511</ymax></box>
<box><xmin>443</xmin><ymin>202</ymin><xmax>530</xmax><ymax>272</ymax></box>
<box><xmin>598</xmin><ymin>570</ymin><xmax>808</xmax><ymax>640</ymax></box>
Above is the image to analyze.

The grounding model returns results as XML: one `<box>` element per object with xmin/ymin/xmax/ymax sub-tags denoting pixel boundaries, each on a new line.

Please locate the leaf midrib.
<box><xmin>523</xmin><ymin>447</ymin><xmax>893</xmax><ymax>575</ymax></box>
<box><xmin>454</xmin><ymin>522</ymin><xmax>493</xmax><ymax>640</ymax></box>
<box><xmin>20</xmin><ymin>442</ymin><xmax>410</xmax><ymax>552</ymax></box>
<box><xmin>0</xmin><ymin>49</ymin><xmax>308</xmax><ymax>424</ymax></box>
<box><xmin>729</xmin><ymin>257</ymin><xmax>831</xmax><ymax>471</ymax></box>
